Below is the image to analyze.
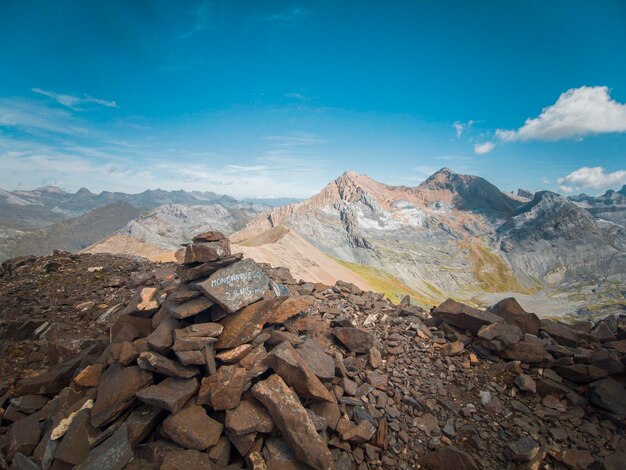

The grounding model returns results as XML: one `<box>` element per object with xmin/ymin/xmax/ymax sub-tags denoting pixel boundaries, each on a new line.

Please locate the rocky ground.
<box><xmin>0</xmin><ymin>233</ymin><xmax>624</xmax><ymax>469</ymax></box>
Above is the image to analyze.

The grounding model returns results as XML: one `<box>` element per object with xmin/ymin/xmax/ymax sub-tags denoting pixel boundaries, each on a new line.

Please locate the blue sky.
<box><xmin>0</xmin><ymin>0</ymin><xmax>625</xmax><ymax>197</ymax></box>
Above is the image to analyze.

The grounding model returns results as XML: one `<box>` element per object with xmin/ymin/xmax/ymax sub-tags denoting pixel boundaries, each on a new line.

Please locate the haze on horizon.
<box><xmin>1</xmin><ymin>0</ymin><xmax>625</xmax><ymax>198</ymax></box>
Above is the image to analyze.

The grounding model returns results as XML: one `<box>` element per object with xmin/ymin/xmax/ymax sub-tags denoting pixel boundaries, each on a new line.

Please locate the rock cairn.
<box><xmin>0</xmin><ymin>231</ymin><xmax>624</xmax><ymax>469</ymax></box>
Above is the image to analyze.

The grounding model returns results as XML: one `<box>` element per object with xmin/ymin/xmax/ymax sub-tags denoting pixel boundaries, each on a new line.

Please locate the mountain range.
<box><xmin>2</xmin><ymin>170</ymin><xmax>625</xmax><ymax>318</ymax></box>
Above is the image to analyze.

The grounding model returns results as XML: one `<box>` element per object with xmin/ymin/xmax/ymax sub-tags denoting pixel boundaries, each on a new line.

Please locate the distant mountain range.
<box><xmin>3</xmin><ymin>173</ymin><xmax>625</xmax><ymax>318</ymax></box>
<box><xmin>0</xmin><ymin>186</ymin><xmax>273</xmax><ymax>260</ymax></box>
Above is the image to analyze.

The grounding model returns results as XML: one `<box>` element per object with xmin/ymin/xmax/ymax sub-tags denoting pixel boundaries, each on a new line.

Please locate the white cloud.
<box><xmin>496</xmin><ymin>86</ymin><xmax>626</xmax><ymax>142</ymax></box>
<box><xmin>557</xmin><ymin>166</ymin><xmax>626</xmax><ymax>193</ymax></box>
<box><xmin>453</xmin><ymin>120</ymin><xmax>474</xmax><ymax>138</ymax></box>
<box><xmin>32</xmin><ymin>88</ymin><xmax>118</xmax><ymax>110</ymax></box>
<box><xmin>474</xmin><ymin>141</ymin><xmax>495</xmax><ymax>154</ymax></box>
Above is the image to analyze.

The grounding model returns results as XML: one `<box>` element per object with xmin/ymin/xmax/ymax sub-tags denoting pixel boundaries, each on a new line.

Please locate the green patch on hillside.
<box><xmin>332</xmin><ymin>258</ymin><xmax>436</xmax><ymax>307</ymax></box>
<box><xmin>460</xmin><ymin>242</ymin><xmax>530</xmax><ymax>293</ymax></box>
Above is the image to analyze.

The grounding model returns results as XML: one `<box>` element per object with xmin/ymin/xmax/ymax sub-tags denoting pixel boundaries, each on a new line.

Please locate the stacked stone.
<box><xmin>1</xmin><ymin>235</ymin><xmax>625</xmax><ymax>470</ymax></box>
<box><xmin>1</xmin><ymin>231</ymin><xmax>392</xmax><ymax>470</ymax></box>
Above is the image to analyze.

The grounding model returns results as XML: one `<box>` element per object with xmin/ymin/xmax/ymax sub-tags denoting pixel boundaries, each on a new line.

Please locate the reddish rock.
<box><xmin>126</xmin><ymin>405</ymin><xmax>165</xmax><ymax>446</ymax></box>
<box><xmin>268</xmin><ymin>295</ymin><xmax>316</xmax><ymax>324</ymax></box>
<box><xmin>162</xmin><ymin>405</ymin><xmax>223</xmax><ymax>450</ymax></box>
<box><xmin>161</xmin><ymin>449</ymin><xmax>214</xmax><ymax>470</ymax></box>
<box><xmin>265</xmin><ymin>341</ymin><xmax>335</xmax><ymax>402</ymax></box>
<box><xmin>136</xmin><ymin>377</ymin><xmax>198</xmax><ymax>413</ymax></box>
<box><xmin>488</xmin><ymin>297</ymin><xmax>541</xmax><ymax>335</ymax></box>
<box><xmin>296</xmin><ymin>338</ymin><xmax>335</xmax><ymax>380</ymax></box>
<box><xmin>225</xmin><ymin>400</ymin><xmax>274</xmax><ymax>435</ymax></box>
<box><xmin>500</xmin><ymin>341</ymin><xmax>548</xmax><ymax>364</ymax></box>
<box><xmin>146</xmin><ymin>316</ymin><xmax>180</xmax><ymax>352</ymax></box>
<box><xmin>341</xmin><ymin>420</ymin><xmax>376</xmax><ymax>444</ymax></box>
<box><xmin>137</xmin><ymin>351</ymin><xmax>199</xmax><ymax>378</ymax></box>
<box><xmin>252</xmin><ymin>374</ymin><xmax>333</xmax><ymax>470</ymax></box>
<box><xmin>182</xmin><ymin>239</ymin><xmax>231</xmax><ymax>264</ymax></box>
<box><xmin>332</xmin><ymin>327</ymin><xmax>375</xmax><ymax>353</ymax></box>
<box><xmin>197</xmin><ymin>365</ymin><xmax>246</xmax><ymax>410</ymax></box>
<box><xmin>431</xmin><ymin>299</ymin><xmax>502</xmax><ymax>335</ymax></box>
<box><xmin>540</xmin><ymin>320</ymin><xmax>579</xmax><ymax>347</ymax></box>
<box><xmin>167</xmin><ymin>297</ymin><xmax>214</xmax><ymax>320</ymax></box>
<box><xmin>73</xmin><ymin>364</ymin><xmax>103</xmax><ymax>388</ymax></box>
<box><xmin>192</xmin><ymin>230</ymin><xmax>225</xmax><ymax>242</ymax></box>
<box><xmin>216</xmin><ymin>344</ymin><xmax>253</xmax><ymax>364</ymax></box>
<box><xmin>477</xmin><ymin>322</ymin><xmax>523</xmax><ymax>352</ymax></box>
<box><xmin>214</xmin><ymin>300</ymin><xmax>274</xmax><ymax>349</ymax></box>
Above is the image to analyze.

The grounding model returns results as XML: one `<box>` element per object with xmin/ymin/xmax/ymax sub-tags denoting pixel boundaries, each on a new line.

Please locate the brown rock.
<box><xmin>214</xmin><ymin>300</ymin><xmax>274</xmax><ymax>349</ymax></box>
<box><xmin>265</xmin><ymin>342</ymin><xmax>335</xmax><ymax>402</ymax></box>
<box><xmin>296</xmin><ymin>338</ymin><xmax>335</xmax><ymax>380</ymax></box>
<box><xmin>146</xmin><ymin>316</ymin><xmax>180</xmax><ymax>352</ymax></box>
<box><xmin>137</xmin><ymin>351</ymin><xmax>199</xmax><ymax>378</ymax></box>
<box><xmin>431</xmin><ymin>299</ymin><xmax>502</xmax><ymax>335</ymax></box>
<box><xmin>163</xmin><ymin>404</ymin><xmax>223</xmax><ymax>450</ymax></box>
<box><xmin>488</xmin><ymin>297</ymin><xmax>541</xmax><ymax>335</ymax></box>
<box><xmin>182</xmin><ymin>239</ymin><xmax>231</xmax><ymax>264</ymax></box>
<box><xmin>477</xmin><ymin>322</ymin><xmax>523</xmax><ymax>351</ymax></box>
<box><xmin>54</xmin><ymin>409</ymin><xmax>101</xmax><ymax>465</ymax></box>
<box><xmin>506</xmin><ymin>437</ymin><xmax>541</xmax><ymax>462</ymax></box>
<box><xmin>195</xmin><ymin>259</ymin><xmax>271</xmax><ymax>313</ymax></box>
<box><xmin>588</xmin><ymin>378</ymin><xmax>626</xmax><ymax>415</ymax></box>
<box><xmin>417</xmin><ymin>445</ymin><xmax>479</xmax><ymax>470</ymax></box>
<box><xmin>551</xmin><ymin>449</ymin><xmax>595</xmax><ymax>470</ymax></box>
<box><xmin>341</xmin><ymin>420</ymin><xmax>376</xmax><ymax>444</ymax></box>
<box><xmin>176</xmin><ymin>253</ymin><xmax>244</xmax><ymax>283</ymax></box>
<box><xmin>126</xmin><ymin>405</ymin><xmax>165</xmax><ymax>446</ymax></box>
<box><xmin>193</xmin><ymin>230</ymin><xmax>225</xmax><ymax>242</ymax></box>
<box><xmin>174</xmin><ymin>350</ymin><xmax>206</xmax><ymax>366</ymax></box>
<box><xmin>368</xmin><ymin>346</ymin><xmax>382</xmax><ymax>368</ymax></box>
<box><xmin>554</xmin><ymin>363</ymin><xmax>608</xmax><ymax>384</ymax></box>
<box><xmin>208</xmin><ymin>436</ymin><xmax>232</xmax><ymax>466</ymax></box>
<box><xmin>225</xmin><ymin>400</ymin><xmax>274</xmax><ymax>435</ymax></box>
<box><xmin>332</xmin><ymin>327</ymin><xmax>375</xmax><ymax>353</ymax></box>
<box><xmin>252</xmin><ymin>374</ymin><xmax>333</xmax><ymax>470</ymax></box>
<box><xmin>91</xmin><ymin>364</ymin><xmax>153</xmax><ymax>428</ymax></box>
<box><xmin>197</xmin><ymin>365</ymin><xmax>246</xmax><ymax>410</ymax></box>
<box><xmin>268</xmin><ymin>296</ymin><xmax>316</xmax><ymax>324</ymax></box>
<box><xmin>161</xmin><ymin>449</ymin><xmax>214</xmax><ymax>470</ymax></box>
<box><xmin>7</xmin><ymin>414</ymin><xmax>41</xmax><ymax>461</ymax></box>
<box><xmin>73</xmin><ymin>364</ymin><xmax>103</xmax><ymax>388</ymax></box>
<box><xmin>15</xmin><ymin>356</ymin><xmax>81</xmax><ymax>396</ymax></box>
<box><xmin>443</xmin><ymin>340</ymin><xmax>464</xmax><ymax>356</ymax></box>
<box><xmin>136</xmin><ymin>377</ymin><xmax>199</xmax><ymax>413</ymax></box>
<box><xmin>167</xmin><ymin>297</ymin><xmax>214</xmax><ymax>320</ymax></box>
<box><xmin>216</xmin><ymin>344</ymin><xmax>253</xmax><ymax>364</ymax></box>
<box><xmin>540</xmin><ymin>319</ymin><xmax>579</xmax><ymax>347</ymax></box>
<box><xmin>264</xmin><ymin>437</ymin><xmax>303</xmax><ymax>470</ymax></box>
<box><xmin>499</xmin><ymin>341</ymin><xmax>548</xmax><ymax>364</ymax></box>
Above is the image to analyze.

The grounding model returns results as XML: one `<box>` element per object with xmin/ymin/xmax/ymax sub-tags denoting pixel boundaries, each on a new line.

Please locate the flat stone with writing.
<box><xmin>196</xmin><ymin>259</ymin><xmax>270</xmax><ymax>313</ymax></box>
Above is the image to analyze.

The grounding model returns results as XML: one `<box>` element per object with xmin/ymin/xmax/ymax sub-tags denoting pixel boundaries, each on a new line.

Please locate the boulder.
<box><xmin>252</xmin><ymin>374</ymin><xmax>333</xmax><ymax>470</ymax></box>
<box><xmin>14</xmin><ymin>356</ymin><xmax>82</xmax><ymax>396</ymax></box>
<box><xmin>554</xmin><ymin>363</ymin><xmax>608</xmax><ymax>384</ymax></box>
<box><xmin>432</xmin><ymin>299</ymin><xmax>502</xmax><ymax>335</ymax></box>
<box><xmin>477</xmin><ymin>322</ymin><xmax>523</xmax><ymax>352</ymax></box>
<box><xmin>499</xmin><ymin>341</ymin><xmax>548</xmax><ymax>364</ymax></box>
<box><xmin>162</xmin><ymin>404</ymin><xmax>223</xmax><ymax>450</ymax></box>
<box><xmin>90</xmin><ymin>364</ymin><xmax>153</xmax><ymax>428</ymax></box>
<box><xmin>296</xmin><ymin>338</ymin><xmax>335</xmax><ymax>380</ymax></box>
<box><xmin>192</xmin><ymin>230</ymin><xmax>225</xmax><ymax>242</ymax></box>
<box><xmin>146</xmin><ymin>316</ymin><xmax>180</xmax><ymax>352</ymax></box>
<box><xmin>588</xmin><ymin>378</ymin><xmax>626</xmax><ymax>415</ymax></box>
<box><xmin>182</xmin><ymin>239</ymin><xmax>231</xmax><ymax>264</ymax></box>
<box><xmin>126</xmin><ymin>405</ymin><xmax>165</xmax><ymax>446</ymax></box>
<box><xmin>197</xmin><ymin>365</ymin><xmax>246</xmax><ymax>410</ymax></box>
<box><xmin>265</xmin><ymin>341</ymin><xmax>335</xmax><ymax>402</ymax></box>
<box><xmin>161</xmin><ymin>449</ymin><xmax>215</xmax><ymax>470</ymax></box>
<box><xmin>225</xmin><ymin>400</ymin><xmax>274</xmax><ymax>435</ymax></box>
<box><xmin>76</xmin><ymin>425</ymin><xmax>133</xmax><ymax>470</ymax></box>
<box><xmin>167</xmin><ymin>297</ymin><xmax>214</xmax><ymax>320</ymax></box>
<box><xmin>488</xmin><ymin>298</ymin><xmax>541</xmax><ymax>335</ymax></box>
<box><xmin>7</xmin><ymin>414</ymin><xmax>41</xmax><ymax>461</ymax></box>
<box><xmin>268</xmin><ymin>295</ymin><xmax>316</xmax><ymax>324</ymax></box>
<box><xmin>195</xmin><ymin>259</ymin><xmax>271</xmax><ymax>313</ymax></box>
<box><xmin>137</xmin><ymin>351</ymin><xmax>199</xmax><ymax>378</ymax></box>
<box><xmin>332</xmin><ymin>327</ymin><xmax>375</xmax><ymax>353</ymax></box>
<box><xmin>214</xmin><ymin>300</ymin><xmax>274</xmax><ymax>349</ymax></box>
<box><xmin>540</xmin><ymin>320</ymin><xmax>579</xmax><ymax>347</ymax></box>
<box><xmin>136</xmin><ymin>377</ymin><xmax>199</xmax><ymax>413</ymax></box>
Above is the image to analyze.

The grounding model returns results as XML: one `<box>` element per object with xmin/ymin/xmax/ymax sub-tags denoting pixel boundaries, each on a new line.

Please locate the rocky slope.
<box><xmin>233</xmin><ymin>169</ymin><xmax>626</xmax><ymax>317</ymax></box>
<box><xmin>0</xmin><ymin>233</ymin><xmax>624</xmax><ymax>469</ymax></box>
<box><xmin>569</xmin><ymin>185</ymin><xmax>626</xmax><ymax>227</ymax></box>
